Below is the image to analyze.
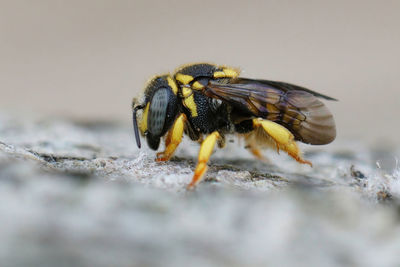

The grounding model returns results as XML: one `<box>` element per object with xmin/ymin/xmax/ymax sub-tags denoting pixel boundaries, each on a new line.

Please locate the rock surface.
<box><xmin>0</xmin><ymin>115</ymin><xmax>400</xmax><ymax>267</ymax></box>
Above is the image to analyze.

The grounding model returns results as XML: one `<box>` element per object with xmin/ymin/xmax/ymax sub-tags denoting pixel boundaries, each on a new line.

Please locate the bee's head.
<box><xmin>132</xmin><ymin>75</ymin><xmax>179</xmax><ymax>150</ymax></box>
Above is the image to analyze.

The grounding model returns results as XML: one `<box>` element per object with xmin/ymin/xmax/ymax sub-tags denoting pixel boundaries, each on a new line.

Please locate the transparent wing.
<box><xmin>204</xmin><ymin>78</ymin><xmax>336</xmax><ymax>145</ymax></box>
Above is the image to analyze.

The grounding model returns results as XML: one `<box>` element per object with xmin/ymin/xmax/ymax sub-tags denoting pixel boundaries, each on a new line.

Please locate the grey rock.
<box><xmin>0</xmin><ymin>115</ymin><xmax>400</xmax><ymax>267</ymax></box>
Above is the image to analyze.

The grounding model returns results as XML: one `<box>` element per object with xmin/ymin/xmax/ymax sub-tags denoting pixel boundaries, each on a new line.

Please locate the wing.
<box><xmin>204</xmin><ymin>78</ymin><xmax>336</xmax><ymax>145</ymax></box>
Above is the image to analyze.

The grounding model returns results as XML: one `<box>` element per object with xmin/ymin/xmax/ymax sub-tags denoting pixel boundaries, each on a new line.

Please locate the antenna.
<box><xmin>132</xmin><ymin>104</ymin><xmax>145</xmax><ymax>148</ymax></box>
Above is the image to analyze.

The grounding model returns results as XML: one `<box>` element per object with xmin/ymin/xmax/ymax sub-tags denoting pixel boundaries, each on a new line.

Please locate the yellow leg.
<box><xmin>187</xmin><ymin>131</ymin><xmax>221</xmax><ymax>189</ymax></box>
<box><xmin>252</xmin><ymin>118</ymin><xmax>312</xmax><ymax>166</ymax></box>
<box><xmin>248</xmin><ymin>146</ymin><xmax>269</xmax><ymax>162</ymax></box>
<box><xmin>156</xmin><ymin>113</ymin><xmax>186</xmax><ymax>162</ymax></box>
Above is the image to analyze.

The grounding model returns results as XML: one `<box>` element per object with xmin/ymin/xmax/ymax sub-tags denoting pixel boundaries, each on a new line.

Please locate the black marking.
<box><xmin>143</xmin><ymin>75</ymin><xmax>172</xmax><ymax>103</ymax></box>
<box><xmin>175</xmin><ymin>64</ymin><xmax>219</xmax><ymax>82</ymax></box>
<box><xmin>196</xmin><ymin>77</ymin><xmax>210</xmax><ymax>86</ymax></box>
<box><xmin>182</xmin><ymin>91</ymin><xmax>230</xmax><ymax>134</ymax></box>
<box><xmin>234</xmin><ymin>119</ymin><xmax>254</xmax><ymax>133</ymax></box>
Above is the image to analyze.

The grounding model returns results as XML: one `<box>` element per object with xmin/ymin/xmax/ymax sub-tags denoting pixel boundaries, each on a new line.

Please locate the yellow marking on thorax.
<box><xmin>213</xmin><ymin>67</ymin><xmax>240</xmax><ymax>78</ymax></box>
<box><xmin>139</xmin><ymin>103</ymin><xmax>150</xmax><ymax>134</ymax></box>
<box><xmin>167</xmin><ymin>76</ymin><xmax>178</xmax><ymax>95</ymax></box>
<box><xmin>181</xmin><ymin>87</ymin><xmax>198</xmax><ymax>117</ymax></box>
<box><xmin>222</xmin><ymin>67</ymin><xmax>239</xmax><ymax>78</ymax></box>
<box><xmin>175</xmin><ymin>73</ymin><xmax>194</xmax><ymax>85</ymax></box>
<box><xmin>192</xmin><ymin>81</ymin><xmax>204</xmax><ymax>90</ymax></box>
<box><xmin>182</xmin><ymin>87</ymin><xmax>192</xmax><ymax>97</ymax></box>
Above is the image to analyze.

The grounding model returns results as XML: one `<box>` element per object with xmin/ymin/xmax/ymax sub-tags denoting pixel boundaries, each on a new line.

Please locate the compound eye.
<box><xmin>148</xmin><ymin>88</ymin><xmax>169</xmax><ymax>137</ymax></box>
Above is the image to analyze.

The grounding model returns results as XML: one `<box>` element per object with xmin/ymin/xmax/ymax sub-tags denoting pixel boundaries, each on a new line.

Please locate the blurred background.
<box><xmin>0</xmin><ymin>0</ymin><xmax>399</xmax><ymax>143</ymax></box>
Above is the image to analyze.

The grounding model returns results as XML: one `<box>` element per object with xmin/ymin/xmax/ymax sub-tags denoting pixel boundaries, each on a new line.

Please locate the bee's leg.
<box><xmin>217</xmin><ymin>134</ymin><xmax>225</xmax><ymax>148</ymax></box>
<box><xmin>156</xmin><ymin>113</ymin><xmax>187</xmax><ymax>162</ymax></box>
<box><xmin>252</xmin><ymin>118</ymin><xmax>312</xmax><ymax>166</ymax></box>
<box><xmin>187</xmin><ymin>131</ymin><xmax>221</xmax><ymax>189</ymax></box>
<box><xmin>248</xmin><ymin>145</ymin><xmax>269</xmax><ymax>162</ymax></box>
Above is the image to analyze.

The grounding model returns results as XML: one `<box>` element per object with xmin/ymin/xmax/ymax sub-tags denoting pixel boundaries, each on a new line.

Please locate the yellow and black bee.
<box><xmin>132</xmin><ymin>63</ymin><xmax>336</xmax><ymax>189</ymax></box>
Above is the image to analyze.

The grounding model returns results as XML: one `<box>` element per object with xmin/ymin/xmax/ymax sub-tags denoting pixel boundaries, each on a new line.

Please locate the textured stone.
<box><xmin>0</xmin><ymin>115</ymin><xmax>400</xmax><ymax>267</ymax></box>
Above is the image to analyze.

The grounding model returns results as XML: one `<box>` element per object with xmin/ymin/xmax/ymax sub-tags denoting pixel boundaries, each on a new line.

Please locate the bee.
<box><xmin>132</xmin><ymin>63</ymin><xmax>336</xmax><ymax>189</ymax></box>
